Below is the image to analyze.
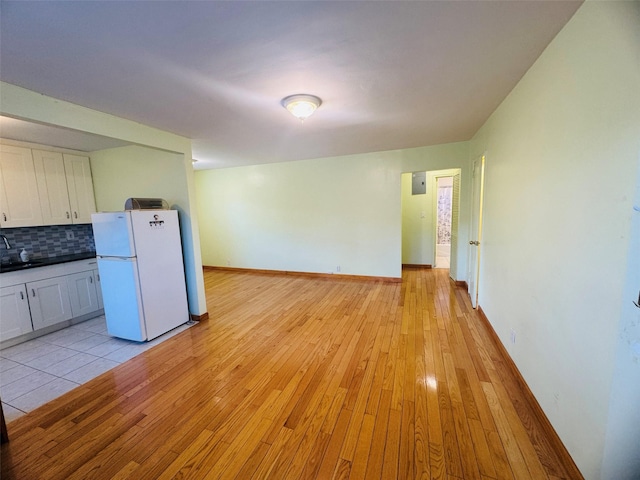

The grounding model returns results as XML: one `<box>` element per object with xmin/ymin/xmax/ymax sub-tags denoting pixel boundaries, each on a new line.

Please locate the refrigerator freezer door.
<box><xmin>130</xmin><ymin>210</ymin><xmax>189</xmax><ymax>339</ymax></box>
<box><xmin>91</xmin><ymin>212</ymin><xmax>136</xmax><ymax>257</ymax></box>
<box><xmin>97</xmin><ymin>256</ymin><xmax>146</xmax><ymax>341</ymax></box>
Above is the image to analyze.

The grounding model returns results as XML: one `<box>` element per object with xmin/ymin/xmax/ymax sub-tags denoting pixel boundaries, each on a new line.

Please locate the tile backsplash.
<box><xmin>0</xmin><ymin>224</ymin><xmax>95</xmax><ymax>262</ymax></box>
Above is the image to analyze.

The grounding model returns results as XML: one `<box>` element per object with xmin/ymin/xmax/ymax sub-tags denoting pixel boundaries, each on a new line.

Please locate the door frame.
<box><xmin>431</xmin><ymin>172</ymin><xmax>458</xmax><ymax>273</ymax></box>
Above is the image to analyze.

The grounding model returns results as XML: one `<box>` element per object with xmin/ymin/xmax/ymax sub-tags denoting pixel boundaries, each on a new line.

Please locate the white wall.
<box><xmin>469</xmin><ymin>3</ymin><xmax>640</xmax><ymax>478</ymax></box>
<box><xmin>0</xmin><ymin>83</ymin><xmax>207</xmax><ymax>316</ymax></box>
<box><xmin>195</xmin><ymin>142</ymin><xmax>469</xmax><ymax>280</ymax></box>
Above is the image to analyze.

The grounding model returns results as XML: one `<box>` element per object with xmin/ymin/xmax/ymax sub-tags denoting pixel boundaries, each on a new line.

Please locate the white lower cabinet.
<box><xmin>93</xmin><ymin>269</ymin><xmax>103</xmax><ymax>309</ymax></box>
<box><xmin>27</xmin><ymin>277</ymin><xmax>73</xmax><ymax>330</ymax></box>
<box><xmin>67</xmin><ymin>270</ymin><xmax>100</xmax><ymax>317</ymax></box>
<box><xmin>0</xmin><ymin>259</ymin><xmax>104</xmax><ymax>343</ymax></box>
<box><xmin>0</xmin><ymin>285</ymin><xmax>33</xmax><ymax>341</ymax></box>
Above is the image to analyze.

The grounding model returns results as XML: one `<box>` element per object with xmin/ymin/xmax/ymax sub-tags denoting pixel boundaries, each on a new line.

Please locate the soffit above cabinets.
<box><xmin>0</xmin><ymin>116</ymin><xmax>129</xmax><ymax>153</ymax></box>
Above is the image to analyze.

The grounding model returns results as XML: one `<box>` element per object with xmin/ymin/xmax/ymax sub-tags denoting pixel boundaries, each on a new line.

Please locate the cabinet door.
<box><xmin>0</xmin><ymin>285</ymin><xmax>33</xmax><ymax>342</ymax></box>
<box><xmin>0</xmin><ymin>145</ymin><xmax>43</xmax><ymax>227</ymax></box>
<box><xmin>32</xmin><ymin>150</ymin><xmax>72</xmax><ymax>226</ymax></box>
<box><xmin>67</xmin><ymin>270</ymin><xmax>100</xmax><ymax>317</ymax></box>
<box><xmin>27</xmin><ymin>277</ymin><xmax>72</xmax><ymax>330</ymax></box>
<box><xmin>93</xmin><ymin>269</ymin><xmax>103</xmax><ymax>309</ymax></box>
<box><xmin>63</xmin><ymin>154</ymin><xmax>96</xmax><ymax>224</ymax></box>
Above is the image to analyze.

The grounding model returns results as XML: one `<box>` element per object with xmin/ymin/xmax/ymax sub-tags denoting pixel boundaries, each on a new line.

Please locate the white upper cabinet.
<box><xmin>32</xmin><ymin>149</ymin><xmax>72</xmax><ymax>225</ymax></box>
<box><xmin>64</xmin><ymin>154</ymin><xmax>96</xmax><ymax>224</ymax></box>
<box><xmin>0</xmin><ymin>145</ymin><xmax>43</xmax><ymax>227</ymax></box>
<box><xmin>0</xmin><ymin>143</ymin><xmax>97</xmax><ymax>227</ymax></box>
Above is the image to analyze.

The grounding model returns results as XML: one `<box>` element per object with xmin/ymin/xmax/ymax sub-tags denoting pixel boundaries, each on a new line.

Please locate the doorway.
<box><xmin>435</xmin><ymin>176</ymin><xmax>453</xmax><ymax>269</ymax></box>
<box><xmin>401</xmin><ymin>168</ymin><xmax>461</xmax><ymax>278</ymax></box>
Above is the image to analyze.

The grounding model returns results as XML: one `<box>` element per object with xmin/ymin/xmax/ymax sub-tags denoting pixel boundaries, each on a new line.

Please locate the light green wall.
<box><xmin>0</xmin><ymin>83</ymin><xmax>207</xmax><ymax>316</ymax></box>
<box><xmin>90</xmin><ymin>145</ymin><xmax>206</xmax><ymax>315</ymax></box>
<box><xmin>401</xmin><ymin>172</ymin><xmax>431</xmax><ymax>265</ymax></box>
<box><xmin>90</xmin><ymin>145</ymin><xmax>187</xmax><ymax>211</ymax></box>
<box><xmin>469</xmin><ymin>2</ymin><xmax>640</xmax><ymax>478</ymax></box>
<box><xmin>195</xmin><ymin>142</ymin><xmax>469</xmax><ymax>279</ymax></box>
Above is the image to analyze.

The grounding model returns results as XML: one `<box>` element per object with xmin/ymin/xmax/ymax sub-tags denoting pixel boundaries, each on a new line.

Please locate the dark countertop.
<box><xmin>0</xmin><ymin>251</ymin><xmax>97</xmax><ymax>274</ymax></box>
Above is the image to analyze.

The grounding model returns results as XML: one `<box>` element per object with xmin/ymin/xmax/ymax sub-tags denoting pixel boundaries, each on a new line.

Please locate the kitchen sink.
<box><xmin>0</xmin><ymin>259</ymin><xmax>46</xmax><ymax>273</ymax></box>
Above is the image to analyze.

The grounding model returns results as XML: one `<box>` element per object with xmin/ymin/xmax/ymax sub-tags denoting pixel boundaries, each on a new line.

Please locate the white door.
<box><xmin>468</xmin><ymin>155</ymin><xmax>486</xmax><ymax>308</ymax></box>
<box><xmin>449</xmin><ymin>172</ymin><xmax>461</xmax><ymax>281</ymax></box>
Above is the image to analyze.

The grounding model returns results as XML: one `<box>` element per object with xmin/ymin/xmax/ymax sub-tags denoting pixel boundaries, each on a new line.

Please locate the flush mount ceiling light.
<box><xmin>281</xmin><ymin>94</ymin><xmax>322</xmax><ymax>121</ymax></box>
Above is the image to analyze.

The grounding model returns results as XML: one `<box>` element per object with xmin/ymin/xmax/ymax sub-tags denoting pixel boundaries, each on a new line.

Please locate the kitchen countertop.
<box><xmin>0</xmin><ymin>251</ymin><xmax>97</xmax><ymax>274</ymax></box>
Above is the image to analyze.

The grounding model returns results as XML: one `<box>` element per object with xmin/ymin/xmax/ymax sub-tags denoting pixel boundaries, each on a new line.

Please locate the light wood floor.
<box><xmin>1</xmin><ymin>268</ymin><xmax>581</xmax><ymax>479</ymax></box>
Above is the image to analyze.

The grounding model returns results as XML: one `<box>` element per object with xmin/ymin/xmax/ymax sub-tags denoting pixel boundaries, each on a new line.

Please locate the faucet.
<box><xmin>1</xmin><ymin>234</ymin><xmax>11</xmax><ymax>265</ymax></box>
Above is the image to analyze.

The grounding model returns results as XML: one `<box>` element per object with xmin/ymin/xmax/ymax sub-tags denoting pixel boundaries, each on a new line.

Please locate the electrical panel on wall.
<box><xmin>412</xmin><ymin>172</ymin><xmax>426</xmax><ymax>195</ymax></box>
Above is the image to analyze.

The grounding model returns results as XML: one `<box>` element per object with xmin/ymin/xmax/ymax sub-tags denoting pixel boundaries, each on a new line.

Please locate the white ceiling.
<box><xmin>0</xmin><ymin>1</ymin><xmax>582</xmax><ymax>170</ymax></box>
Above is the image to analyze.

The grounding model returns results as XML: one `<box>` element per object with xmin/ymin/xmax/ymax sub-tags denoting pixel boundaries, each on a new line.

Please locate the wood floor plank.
<box><xmin>0</xmin><ymin>268</ymin><xmax>582</xmax><ymax>480</ymax></box>
<box><xmin>398</xmin><ymin>399</ymin><xmax>416</xmax><ymax>480</ymax></box>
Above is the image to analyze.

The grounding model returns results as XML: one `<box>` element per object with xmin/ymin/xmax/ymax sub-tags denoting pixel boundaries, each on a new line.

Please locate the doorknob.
<box><xmin>469</xmin><ymin>241</ymin><xmax>480</xmax><ymax>246</ymax></box>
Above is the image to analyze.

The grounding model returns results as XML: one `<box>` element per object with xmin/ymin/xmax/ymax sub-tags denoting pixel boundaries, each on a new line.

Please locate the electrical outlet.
<box><xmin>510</xmin><ymin>329</ymin><xmax>516</xmax><ymax>344</ymax></box>
<box><xmin>226</xmin><ymin>259</ymin><xmax>231</xmax><ymax>266</ymax></box>
<box><xmin>66</xmin><ymin>230</ymin><xmax>75</xmax><ymax>240</ymax></box>
<box><xmin>336</xmin><ymin>265</ymin><xmax>341</xmax><ymax>272</ymax></box>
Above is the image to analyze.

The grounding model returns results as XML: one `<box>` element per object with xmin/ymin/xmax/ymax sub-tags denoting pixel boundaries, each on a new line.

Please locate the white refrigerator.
<box><xmin>91</xmin><ymin>210</ymin><xmax>189</xmax><ymax>341</ymax></box>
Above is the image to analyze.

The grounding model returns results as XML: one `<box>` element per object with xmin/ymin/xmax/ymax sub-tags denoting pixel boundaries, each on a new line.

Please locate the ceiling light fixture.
<box><xmin>281</xmin><ymin>94</ymin><xmax>322</xmax><ymax>121</ymax></box>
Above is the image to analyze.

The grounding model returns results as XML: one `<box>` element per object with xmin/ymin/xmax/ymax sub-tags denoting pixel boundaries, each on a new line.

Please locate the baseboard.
<box><xmin>203</xmin><ymin>265</ymin><xmax>402</xmax><ymax>283</ymax></box>
<box><xmin>476</xmin><ymin>305</ymin><xmax>584</xmax><ymax>480</ymax></box>
<box><xmin>190</xmin><ymin>312</ymin><xmax>209</xmax><ymax>322</ymax></box>
<box><xmin>453</xmin><ymin>279</ymin><xmax>468</xmax><ymax>290</ymax></box>
<box><xmin>402</xmin><ymin>264</ymin><xmax>432</xmax><ymax>269</ymax></box>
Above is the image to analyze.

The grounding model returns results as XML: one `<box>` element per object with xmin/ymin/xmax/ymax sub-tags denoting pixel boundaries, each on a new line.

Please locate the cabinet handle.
<box><xmin>96</xmin><ymin>274</ymin><xmax>100</xmax><ymax>281</ymax></box>
<box><xmin>66</xmin><ymin>211</ymin><xmax>70</xmax><ymax>219</ymax></box>
<box><xmin>2</xmin><ymin>213</ymin><xmax>6</xmax><ymax>221</ymax></box>
<box><xmin>31</xmin><ymin>289</ymin><xmax>36</xmax><ymax>297</ymax></box>
<box><xmin>20</xmin><ymin>291</ymin><xmax>24</xmax><ymax>300</ymax></box>
<box><xmin>74</xmin><ymin>211</ymin><xmax>78</xmax><ymax>219</ymax></box>
<box><xmin>89</xmin><ymin>276</ymin><xmax>93</xmax><ymax>284</ymax></box>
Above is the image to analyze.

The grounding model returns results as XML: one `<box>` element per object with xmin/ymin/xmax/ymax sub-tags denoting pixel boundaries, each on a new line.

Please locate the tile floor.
<box><xmin>0</xmin><ymin>316</ymin><xmax>193</xmax><ymax>423</ymax></box>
